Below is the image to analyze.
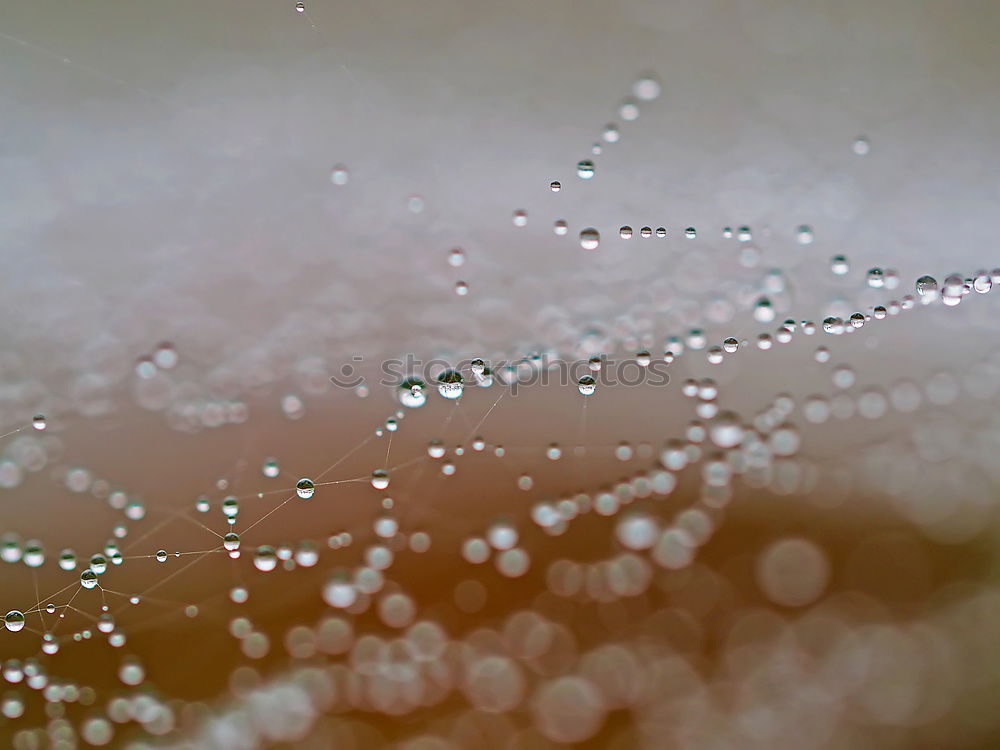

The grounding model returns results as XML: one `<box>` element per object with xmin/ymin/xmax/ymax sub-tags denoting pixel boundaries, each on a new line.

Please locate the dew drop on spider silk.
<box><xmin>296</xmin><ymin>478</ymin><xmax>315</xmax><ymax>499</ymax></box>
<box><xmin>437</xmin><ymin>370</ymin><xmax>464</xmax><ymax>399</ymax></box>
<box><xmin>915</xmin><ymin>275</ymin><xmax>938</xmax><ymax>296</ymax></box>
<box><xmin>579</xmin><ymin>228</ymin><xmax>600</xmax><ymax>250</ymax></box>
<box><xmin>222</xmin><ymin>496</ymin><xmax>239</xmax><ymax>518</ymax></box>
<box><xmin>576</xmin><ymin>160</ymin><xmax>595</xmax><ymax>180</ymax></box>
<box><xmin>398</xmin><ymin>377</ymin><xmax>427</xmax><ymax>408</ymax></box>
<box><xmin>371</xmin><ymin>469</ymin><xmax>390</xmax><ymax>490</ymax></box>
<box><xmin>4</xmin><ymin>610</ymin><xmax>24</xmax><ymax>633</ymax></box>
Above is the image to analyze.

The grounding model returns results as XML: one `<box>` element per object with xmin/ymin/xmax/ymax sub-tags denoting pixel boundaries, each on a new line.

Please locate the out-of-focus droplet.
<box><xmin>330</xmin><ymin>164</ymin><xmax>349</xmax><ymax>185</ymax></box>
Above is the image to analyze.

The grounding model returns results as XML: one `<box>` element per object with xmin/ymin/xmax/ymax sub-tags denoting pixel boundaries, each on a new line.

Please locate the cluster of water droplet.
<box><xmin>2</xmin><ymin>61</ymin><xmax>1000</xmax><ymax>750</ymax></box>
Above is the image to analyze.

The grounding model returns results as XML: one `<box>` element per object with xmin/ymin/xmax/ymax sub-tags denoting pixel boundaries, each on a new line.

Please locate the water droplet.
<box><xmin>795</xmin><ymin>225</ymin><xmax>814</xmax><ymax>244</ymax></box>
<box><xmin>579</xmin><ymin>228</ymin><xmax>600</xmax><ymax>250</ymax></box>
<box><xmin>633</xmin><ymin>75</ymin><xmax>661</xmax><ymax>101</ymax></box>
<box><xmin>295</xmin><ymin>2</ymin><xmax>305</xmax><ymax>12</ymax></box>
<box><xmin>455</xmin><ymin>281</ymin><xmax>469</xmax><ymax>296</ymax></box>
<box><xmin>578</xmin><ymin>376</ymin><xmax>596</xmax><ymax>395</ymax></box>
<box><xmin>867</xmin><ymin>268</ymin><xmax>884</xmax><ymax>288</ymax></box>
<box><xmin>915</xmin><ymin>275</ymin><xmax>938</xmax><ymax>296</ymax></box>
<box><xmin>330</xmin><ymin>164</ymin><xmax>349</xmax><ymax>185</ymax></box>
<box><xmin>549</xmin><ymin>181</ymin><xmax>561</xmax><ymax>192</ymax></box>
<box><xmin>553</xmin><ymin>220</ymin><xmax>568</xmax><ymax>235</ymax></box>
<box><xmin>371</xmin><ymin>469</ymin><xmax>390</xmax><ymax>490</ymax></box>
<box><xmin>619</xmin><ymin>99</ymin><xmax>640</xmax><ymax>121</ymax></box>
<box><xmin>155</xmin><ymin>550</ymin><xmax>167</xmax><ymax>563</ymax></box>
<box><xmin>4</xmin><ymin>611</ymin><xmax>24</xmax><ymax>633</ymax></box>
<box><xmin>602</xmin><ymin>124</ymin><xmax>620</xmax><ymax>143</ymax></box>
<box><xmin>852</xmin><ymin>136</ymin><xmax>870</xmax><ymax>155</ymax></box>
<box><xmin>254</xmin><ymin>546</ymin><xmax>278</xmax><ymax>572</ymax></box>
<box><xmin>262</xmin><ymin>459</ymin><xmax>280</xmax><ymax>478</ymax></box>
<box><xmin>822</xmin><ymin>317</ymin><xmax>845</xmax><ymax>335</ymax></box>
<box><xmin>684</xmin><ymin>227</ymin><xmax>697</xmax><ymax>239</ymax></box>
<box><xmin>398</xmin><ymin>377</ymin><xmax>427</xmax><ymax>408</ymax></box>
<box><xmin>31</xmin><ymin>414</ymin><xmax>46</xmax><ymax>431</ymax></box>
<box><xmin>222</xmin><ymin>496</ymin><xmax>239</xmax><ymax>519</ymax></box>
<box><xmin>753</xmin><ymin>297</ymin><xmax>776</xmax><ymax>323</ymax></box>
<box><xmin>296</xmin><ymin>478</ymin><xmax>315</xmax><ymax>499</ymax></box>
<box><xmin>709</xmin><ymin>412</ymin><xmax>744</xmax><ymax>448</ymax></box>
<box><xmin>448</xmin><ymin>248</ymin><xmax>465</xmax><ymax>267</ymax></box>
<box><xmin>940</xmin><ymin>274</ymin><xmax>964</xmax><ymax>306</ymax></box>
<box><xmin>90</xmin><ymin>555</ymin><xmax>107</xmax><ymax>575</ymax></box>
<box><xmin>153</xmin><ymin>342</ymin><xmax>178</xmax><ymax>369</ymax></box>
<box><xmin>830</xmin><ymin>255</ymin><xmax>849</xmax><ymax>275</ymax></box>
<box><xmin>576</xmin><ymin>160</ymin><xmax>595</xmax><ymax>180</ymax></box>
<box><xmin>972</xmin><ymin>270</ymin><xmax>992</xmax><ymax>293</ymax></box>
<box><xmin>436</xmin><ymin>369</ymin><xmax>464</xmax><ymax>399</ymax></box>
<box><xmin>619</xmin><ymin>226</ymin><xmax>633</xmax><ymax>239</ymax></box>
<box><xmin>80</xmin><ymin>569</ymin><xmax>98</xmax><ymax>589</ymax></box>
<box><xmin>512</xmin><ymin>210</ymin><xmax>528</xmax><ymax>227</ymax></box>
<box><xmin>59</xmin><ymin>550</ymin><xmax>77</xmax><ymax>571</ymax></box>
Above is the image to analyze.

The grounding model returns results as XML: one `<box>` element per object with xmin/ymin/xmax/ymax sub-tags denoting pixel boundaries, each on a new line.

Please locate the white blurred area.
<box><xmin>2</xmin><ymin>1</ymin><xmax>1000</xmax><ymax>748</ymax></box>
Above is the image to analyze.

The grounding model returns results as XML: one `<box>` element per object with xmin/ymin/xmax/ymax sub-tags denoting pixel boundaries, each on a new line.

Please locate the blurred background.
<box><xmin>1</xmin><ymin>0</ymin><xmax>1000</xmax><ymax>747</ymax></box>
